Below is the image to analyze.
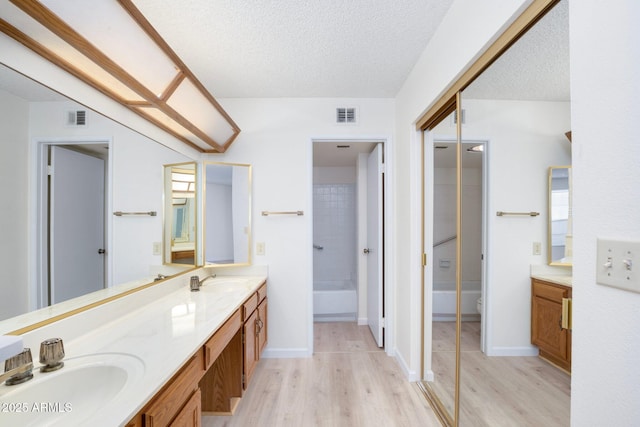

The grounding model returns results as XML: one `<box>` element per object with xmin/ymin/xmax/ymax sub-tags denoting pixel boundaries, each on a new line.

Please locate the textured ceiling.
<box><xmin>0</xmin><ymin>0</ymin><xmax>569</xmax><ymax>167</ymax></box>
<box><xmin>132</xmin><ymin>0</ymin><xmax>455</xmax><ymax>98</ymax></box>
<box><xmin>464</xmin><ymin>0</ymin><xmax>569</xmax><ymax>101</ymax></box>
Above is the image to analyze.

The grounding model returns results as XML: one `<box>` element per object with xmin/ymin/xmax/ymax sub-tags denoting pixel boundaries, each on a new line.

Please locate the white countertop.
<box><xmin>531</xmin><ymin>274</ymin><xmax>573</xmax><ymax>287</ymax></box>
<box><xmin>530</xmin><ymin>264</ymin><xmax>572</xmax><ymax>287</ymax></box>
<box><xmin>0</xmin><ymin>273</ymin><xmax>266</xmax><ymax>427</ymax></box>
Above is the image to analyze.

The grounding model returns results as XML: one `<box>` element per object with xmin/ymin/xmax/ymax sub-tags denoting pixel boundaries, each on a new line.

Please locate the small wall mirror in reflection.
<box><xmin>548</xmin><ymin>166</ymin><xmax>572</xmax><ymax>266</ymax></box>
<box><xmin>164</xmin><ymin>162</ymin><xmax>198</xmax><ymax>265</ymax></box>
<box><xmin>204</xmin><ymin>162</ymin><xmax>251</xmax><ymax>265</ymax></box>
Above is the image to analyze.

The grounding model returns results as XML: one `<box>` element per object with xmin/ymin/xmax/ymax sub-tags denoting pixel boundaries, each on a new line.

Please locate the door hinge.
<box><xmin>422</xmin><ymin>253</ymin><xmax>427</xmax><ymax>266</ymax></box>
<box><xmin>47</xmin><ymin>165</ymin><xmax>53</xmax><ymax>176</ymax></box>
<box><xmin>380</xmin><ymin>317</ymin><xmax>386</xmax><ymax>327</ymax></box>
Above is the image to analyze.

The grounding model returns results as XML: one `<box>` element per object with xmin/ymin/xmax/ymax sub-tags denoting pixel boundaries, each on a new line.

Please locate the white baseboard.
<box><xmin>424</xmin><ymin>369</ymin><xmax>434</xmax><ymax>382</ymax></box>
<box><xmin>261</xmin><ymin>347</ymin><xmax>312</xmax><ymax>358</ymax></box>
<box><xmin>357</xmin><ymin>317</ymin><xmax>368</xmax><ymax>325</ymax></box>
<box><xmin>394</xmin><ymin>348</ymin><xmax>420</xmax><ymax>382</ymax></box>
<box><xmin>486</xmin><ymin>346</ymin><xmax>539</xmax><ymax>357</ymax></box>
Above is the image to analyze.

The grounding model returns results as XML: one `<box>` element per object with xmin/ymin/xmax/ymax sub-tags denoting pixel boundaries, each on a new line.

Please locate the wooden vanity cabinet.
<box><xmin>243</xmin><ymin>282</ymin><xmax>268</xmax><ymax>389</ymax></box>
<box><xmin>531</xmin><ymin>278</ymin><xmax>572</xmax><ymax>372</ymax></box>
<box><xmin>129</xmin><ymin>351</ymin><xmax>204</xmax><ymax>427</ymax></box>
<box><xmin>126</xmin><ymin>281</ymin><xmax>268</xmax><ymax>425</ymax></box>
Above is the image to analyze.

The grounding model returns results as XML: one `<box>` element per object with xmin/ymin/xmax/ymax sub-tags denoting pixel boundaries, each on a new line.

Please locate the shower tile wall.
<box><xmin>313</xmin><ymin>184</ymin><xmax>356</xmax><ymax>283</ymax></box>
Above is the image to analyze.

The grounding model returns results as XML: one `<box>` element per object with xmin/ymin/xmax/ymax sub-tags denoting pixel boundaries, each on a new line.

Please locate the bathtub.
<box><xmin>432</xmin><ymin>281</ymin><xmax>481</xmax><ymax>322</ymax></box>
<box><xmin>313</xmin><ymin>280</ymin><xmax>357</xmax><ymax>322</ymax></box>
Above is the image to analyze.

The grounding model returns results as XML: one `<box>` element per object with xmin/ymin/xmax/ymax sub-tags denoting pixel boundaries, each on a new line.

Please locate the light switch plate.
<box><xmin>256</xmin><ymin>242</ymin><xmax>265</xmax><ymax>256</ymax></box>
<box><xmin>533</xmin><ymin>242</ymin><xmax>542</xmax><ymax>255</ymax></box>
<box><xmin>596</xmin><ymin>238</ymin><xmax>640</xmax><ymax>293</ymax></box>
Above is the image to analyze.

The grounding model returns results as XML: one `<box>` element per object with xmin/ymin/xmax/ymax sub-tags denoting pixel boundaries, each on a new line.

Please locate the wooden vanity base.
<box><xmin>126</xmin><ymin>281</ymin><xmax>268</xmax><ymax>427</ymax></box>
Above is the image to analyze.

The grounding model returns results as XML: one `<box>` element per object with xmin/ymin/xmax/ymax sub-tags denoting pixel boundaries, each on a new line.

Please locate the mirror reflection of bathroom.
<box><xmin>164</xmin><ymin>163</ymin><xmax>197</xmax><ymax>266</ymax></box>
<box><xmin>312</xmin><ymin>140</ymin><xmax>384</xmax><ymax>344</ymax></box>
<box><xmin>430</xmin><ymin>128</ymin><xmax>486</xmax><ymax>414</ymax></box>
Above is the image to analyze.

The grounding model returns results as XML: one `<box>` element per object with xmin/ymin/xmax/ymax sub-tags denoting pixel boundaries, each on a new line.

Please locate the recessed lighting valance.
<box><xmin>0</xmin><ymin>0</ymin><xmax>240</xmax><ymax>153</ymax></box>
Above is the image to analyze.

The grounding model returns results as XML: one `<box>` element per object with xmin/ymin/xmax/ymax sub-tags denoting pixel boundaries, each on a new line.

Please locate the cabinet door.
<box><xmin>257</xmin><ymin>298</ymin><xmax>268</xmax><ymax>356</ymax></box>
<box><xmin>532</xmin><ymin>295</ymin><xmax>568</xmax><ymax>361</ymax></box>
<box><xmin>243</xmin><ymin>309</ymin><xmax>258</xmax><ymax>389</ymax></box>
<box><xmin>169</xmin><ymin>389</ymin><xmax>201</xmax><ymax>427</ymax></box>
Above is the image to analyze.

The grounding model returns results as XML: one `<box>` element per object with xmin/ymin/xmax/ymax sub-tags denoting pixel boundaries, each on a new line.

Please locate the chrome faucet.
<box><xmin>199</xmin><ymin>274</ymin><xmax>217</xmax><ymax>286</ymax></box>
<box><xmin>189</xmin><ymin>273</ymin><xmax>217</xmax><ymax>291</ymax></box>
<box><xmin>1</xmin><ymin>348</ymin><xmax>34</xmax><ymax>386</ymax></box>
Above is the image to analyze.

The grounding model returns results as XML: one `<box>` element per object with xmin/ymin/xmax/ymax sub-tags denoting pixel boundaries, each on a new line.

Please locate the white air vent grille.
<box><xmin>66</xmin><ymin>110</ymin><xmax>87</xmax><ymax>127</ymax></box>
<box><xmin>336</xmin><ymin>107</ymin><xmax>357</xmax><ymax>124</ymax></box>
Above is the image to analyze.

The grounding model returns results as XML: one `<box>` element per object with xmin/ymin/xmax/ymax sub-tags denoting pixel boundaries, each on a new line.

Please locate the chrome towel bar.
<box><xmin>113</xmin><ymin>211</ymin><xmax>157</xmax><ymax>217</ymax></box>
<box><xmin>496</xmin><ymin>211</ymin><xmax>539</xmax><ymax>217</ymax></box>
<box><xmin>261</xmin><ymin>210</ymin><xmax>304</xmax><ymax>216</ymax></box>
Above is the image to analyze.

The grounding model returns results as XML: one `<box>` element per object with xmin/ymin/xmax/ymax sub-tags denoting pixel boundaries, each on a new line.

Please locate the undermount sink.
<box><xmin>0</xmin><ymin>352</ymin><xmax>144</xmax><ymax>426</ymax></box>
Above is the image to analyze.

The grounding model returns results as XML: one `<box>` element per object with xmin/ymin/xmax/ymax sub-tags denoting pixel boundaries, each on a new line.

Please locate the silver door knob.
<box><xmin>363</xmin><ymin>248</ymin><xmax>371</xmax><ymax>254</ymax></box>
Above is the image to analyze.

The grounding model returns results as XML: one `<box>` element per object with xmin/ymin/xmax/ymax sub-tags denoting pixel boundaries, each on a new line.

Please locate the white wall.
<box><xmin>207</xmin><ymin>98</ymin><xmax>394</xmax><ymax>356</ymax></box>
<box><xmin>570</xmin><ymin>2</ymin><xmax>640</xmax><ymax>425</ymax></box>
<box><xmin>0</xmin><ymin>90</ymin><xmax>30</xmax><ymax>320</ymax></box>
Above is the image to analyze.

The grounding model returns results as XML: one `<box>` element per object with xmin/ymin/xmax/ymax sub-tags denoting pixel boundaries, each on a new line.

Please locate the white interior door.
<box><xmin>50</xmin><ymin>146</ymin><xmax>105</xmax><ymax>304</ymax></box>
<box><xmin>366</xmin><ymin>144</ymin><xmax>384</xmax><ymax>347</ymax></box>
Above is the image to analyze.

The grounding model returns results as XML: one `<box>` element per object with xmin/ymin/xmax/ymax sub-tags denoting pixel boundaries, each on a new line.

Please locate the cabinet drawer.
<box><xmin>169</xmin><ymin>388</ymin><xmax>201</xmax><ymax>427</ymax></box>
<box><xmin>533</xmin><ymin>280</ymin><xmax>568</xmax><ymax>303</ymax></box>
<box><xmin>257</xmin><ymin>282</ymin><xmax>267</xmax><ymax>303</ymax></box>
<box><xmin>204</xmin><ymin>309</ymin><xmax>242</xmax><ymax>370</ymax></box>
<box><xmin>242</xmin><ymin>293</ymin><xmax>258</xmax><ymax>321</ymax></box>
<box><xmin>143</xmin><ymin>351</ymin><xmax>204</xmax><ymax>427</ymax></box>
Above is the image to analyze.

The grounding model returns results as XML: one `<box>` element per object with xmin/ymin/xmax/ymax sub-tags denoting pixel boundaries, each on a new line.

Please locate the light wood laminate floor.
<box><xmin>430</xmin><ymin>321</ymin><xmax>571</xmax><ymax>426</ymax></box>
<box><xmin>202</xmin><ymin>322</ymin><xmax>441</xmax><ymax>427</ymax></box>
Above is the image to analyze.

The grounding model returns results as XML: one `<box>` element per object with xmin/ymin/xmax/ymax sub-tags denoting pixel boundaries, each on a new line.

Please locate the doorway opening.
<box><xmin>312</xmin><ymin>139</ymin><xmax>385</xmax><ymax>348</ymax></box>
<box><xmin>35</xmin><ymin>139</ymin><xmax>110</xmax><ymax>309</ymax></box>
<box><xmin>431</xmin><ymin>138</ymin><xmax>487</xmax><ymax>342</ymax></box>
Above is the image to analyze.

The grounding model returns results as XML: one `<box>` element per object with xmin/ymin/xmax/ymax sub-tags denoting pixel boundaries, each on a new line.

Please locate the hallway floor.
<box><xmin>429</xmin><ymin>321</ymin><xmax>571</xmax><ymax>426</ymax></box>
<box><xmin>202</xmin><ymin>322</ymin><xmax>441</xmax><ymax>427</ymax></box>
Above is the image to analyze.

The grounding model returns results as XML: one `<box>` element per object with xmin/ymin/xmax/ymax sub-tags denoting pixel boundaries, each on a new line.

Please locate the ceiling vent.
<box><xmin>336</xmin><ymin>107</ymin><xmax>357</xmax><ymax>124</ymax></box>
<box><xmin>66</xmin><ymin>110</ymin><xmax>87</xmax><ymax>127</ymax></box>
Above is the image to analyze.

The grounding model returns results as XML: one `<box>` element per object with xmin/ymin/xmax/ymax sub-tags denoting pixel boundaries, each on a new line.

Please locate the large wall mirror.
<box><xmin>204</xmin><ymin>162</ymin><xmax>252</xmax><ymax>266</ymax></box>
<box><xmin>0</xmin><ymin>62</ymin><xmax>195</xmax><ymax>332</ymax></box>
<box><xmin>164</xmin><ymin>163</ymin><xmax>198</xmax><ymax>266</ymax></box>
<box><xmin>548</xmin><ymin>166</ymin><xmax>572</xmax><ymax>266</ymax></box>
